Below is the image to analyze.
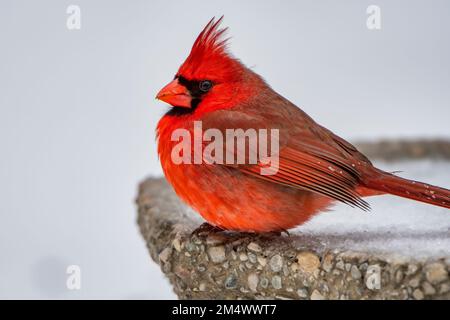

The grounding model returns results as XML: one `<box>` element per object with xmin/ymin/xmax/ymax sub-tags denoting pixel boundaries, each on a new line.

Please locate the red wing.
<box><xmin>200</xmin><ymin>108</ymin><xmax>371</xmax><ymax>210</ymax></box>
<box><xmin>240</xmin><ymin>146</ymin><xmax>370</xmax><ymax>210</ymax></box>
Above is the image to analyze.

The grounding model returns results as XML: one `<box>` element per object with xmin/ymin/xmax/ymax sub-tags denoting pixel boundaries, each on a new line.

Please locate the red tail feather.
<box><xmin>363</xmin><ymin>168</ymin><xmax>450</xmax><ymax>209</ymax></box>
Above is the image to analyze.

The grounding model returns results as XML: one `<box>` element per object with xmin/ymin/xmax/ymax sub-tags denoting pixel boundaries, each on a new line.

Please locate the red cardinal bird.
<box><xmin>156</xmin><ymin>17</ymin><xmax>450</xmax><ymax>232</ymax></box>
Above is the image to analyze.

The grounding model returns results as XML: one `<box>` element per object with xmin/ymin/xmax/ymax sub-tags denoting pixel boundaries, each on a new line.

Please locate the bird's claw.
<box><xmin>191</xmin><ymin>222</ymin><xmax>223</xmax><ymax>237</ymax></box>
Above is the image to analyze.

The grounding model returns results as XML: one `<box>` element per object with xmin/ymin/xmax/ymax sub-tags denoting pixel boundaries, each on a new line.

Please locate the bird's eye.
<box><xmin>199</xmin><ymin>80</ymin><xmax>213</xmax><ymax>92</ymax></box>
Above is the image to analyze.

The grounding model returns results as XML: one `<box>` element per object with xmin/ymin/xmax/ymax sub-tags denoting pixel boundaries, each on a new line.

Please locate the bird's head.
<box><xmin>156</xmin><ymin>17</ymin><xmax>262</xmax><ymax>114</ymax></box>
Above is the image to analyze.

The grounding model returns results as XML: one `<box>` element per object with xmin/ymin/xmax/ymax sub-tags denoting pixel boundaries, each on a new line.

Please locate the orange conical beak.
<box><xmin>156</xmin><ymin>79</ymin><xmax>192</xmax><ymax>108</ymax></box>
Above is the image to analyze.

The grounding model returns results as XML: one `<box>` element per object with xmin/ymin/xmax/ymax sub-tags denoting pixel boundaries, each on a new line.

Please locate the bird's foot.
<box><xmin>266</xmin><ymin>229</ymin><xmax>290</xmax><ymax>237</ymax></box>
<box><xmin>191</xmin><ymin>222</ymin><xmax>223</xmax><ymax>237</ymax></box>
<box><xmin>258</xmin><ymin>229</ymin><xmax>290</xmax><ymax>238</ymax></box>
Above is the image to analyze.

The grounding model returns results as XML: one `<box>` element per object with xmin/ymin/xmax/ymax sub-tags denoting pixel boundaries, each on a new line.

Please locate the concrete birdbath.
<box><xmin>136</xmin><ymin>140</ymin><xmax>450</xmax><ymax>300</ymax></box>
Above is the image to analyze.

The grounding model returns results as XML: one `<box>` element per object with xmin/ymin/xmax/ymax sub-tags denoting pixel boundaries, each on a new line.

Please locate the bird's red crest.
<box><xmin>177</xmin><ymin>17</ymin><xmax>242</xmax><ymax>82</ymax></box>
